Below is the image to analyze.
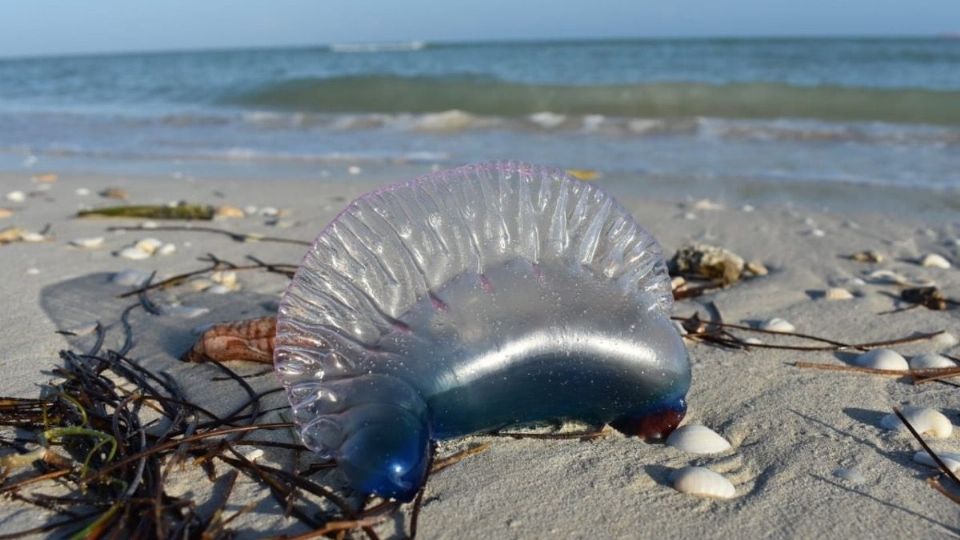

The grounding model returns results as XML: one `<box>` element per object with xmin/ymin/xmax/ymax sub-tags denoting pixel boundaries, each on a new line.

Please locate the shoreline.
<box><xmin>1</xmin><ymin>170</ymin><xmax>958</xmax><ymax>538</ymax></box>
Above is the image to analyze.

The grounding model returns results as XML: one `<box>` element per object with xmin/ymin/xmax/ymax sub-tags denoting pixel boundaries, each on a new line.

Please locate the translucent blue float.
<box><xmin>274</xmin><ymin>161</ymin><xmax>690</xmax><ymax>500</ymax></box>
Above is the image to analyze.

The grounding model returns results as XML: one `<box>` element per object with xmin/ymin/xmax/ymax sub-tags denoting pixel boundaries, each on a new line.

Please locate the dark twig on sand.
<box><xmin>106</xmin><ymin>224</ymin><xmax>311</xmax><ymax>246</ymax></box>
<box><xmin>117</xmin><ymin>254</ymin><xmax>298</xmax><ymax>298</ymax></box>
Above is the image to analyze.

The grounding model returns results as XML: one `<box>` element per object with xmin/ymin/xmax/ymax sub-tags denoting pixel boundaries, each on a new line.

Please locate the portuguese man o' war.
<box><xmin>274</xmin><ymin>161</ymin><xmax>690</xmax><ymax>501</ymax></box>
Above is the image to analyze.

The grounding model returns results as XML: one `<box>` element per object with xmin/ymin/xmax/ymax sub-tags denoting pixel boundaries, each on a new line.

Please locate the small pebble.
<box><xmin>760</xmin><ymin>318</ymin><xmax>795</xmax><ymax>333</ymax></box>
<box><xmin>920</xmin><ymin>253</ymin><xmax>951</xmax><ymax>269</ymax></box>
<box><xmin>5</xmin><ymin>190</ymin><xmax>25</xmax><ymax>203</ymax></box>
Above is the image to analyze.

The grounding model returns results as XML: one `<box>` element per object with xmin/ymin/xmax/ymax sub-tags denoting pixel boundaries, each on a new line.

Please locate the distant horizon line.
<box><xmin>2</xmin><ymin>32</ymin><xmax>956</xmax><ymax>61</ymax></box>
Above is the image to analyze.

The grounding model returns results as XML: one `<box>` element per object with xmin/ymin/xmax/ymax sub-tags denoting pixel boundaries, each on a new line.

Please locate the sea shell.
<box><xmin>760</xmin><ymin>317</ymin><xmax>795</xmax><ymax>333</ymax></box>
<box><xmin>854</xmin><ymin>349</ymin><xmax>908</xmax><ymax>371</ymax></box>
<box><xmin>5</xmin><ymin>190</ymin><xmax>25</xmax><ymax>203</ymax></box>
<box><xmin>920</xmin><ymin>253</ymin><xmax>951</xmax><ymax>269</ymax></box>
<box><xmin>274</xmin><ymin>162</ymin><xmax>689</xmax><ymax>501</ymax></box>
<box><xmin>909</xmin><ymin>353</ymin><xmax>956</xmax><ymax>370</ymax></box>
<box><xmin>866</xmin><ymin>270</ymin><xmax>908</xmax><ymax>285</ymax></box>
<box><xmin>666</xmin><ymin>424</ymin><xmax>731</xmax><ymax>454</ymax></box>
<box><xmin>932</xmin><ymin>332</ymin><xmax>958</xmax><ymax>349</ymax></box>
<box><xmin>69</xmin><ymin>237</ymin><xmax>105</xmax><ymax>249</ymax></box>
<box><xmin>117</xmin><ymin>246</ymin><xmax>151</xmax><ymax>260</ymax></box>
<box><xmin>157</xmin><ymin>243</ymin><xmax>176</xmax><ymax>256</ymax></box>
<box><xmin>880</xmin><ymin>406</ymin><xmax>953</xmax><ymax>439</ymax></box>
<box><xmin>913</xmin><ymin>451</ymin><xmax>960</xmax><ymax>474</ymax></box>
<box><xmin>823</xmin><ymin>287</ymin><xmax>854</xmax><ymax>300</ymax></box>
<box><xmin>134</xmin><ymin>238</ymin><xmax>164</xmax><ymax>255</ymax></box>
<box><xmin>670</xmin><ymin>467</ymin><xmax>736</xmax><ymax>499</ymax></box>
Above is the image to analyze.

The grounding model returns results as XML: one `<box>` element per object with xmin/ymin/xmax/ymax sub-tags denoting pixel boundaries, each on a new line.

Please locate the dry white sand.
<box><xmin>1</xmin><ymin>170</ymin><xmax>958</xmax><ymax>538</ymax></box>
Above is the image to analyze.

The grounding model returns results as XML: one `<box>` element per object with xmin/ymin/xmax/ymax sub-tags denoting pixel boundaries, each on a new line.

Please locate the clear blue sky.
<box><xmin>0</xmin><ymin>0</ymin><xmax>956</xmax><ymax>58</ymax></box>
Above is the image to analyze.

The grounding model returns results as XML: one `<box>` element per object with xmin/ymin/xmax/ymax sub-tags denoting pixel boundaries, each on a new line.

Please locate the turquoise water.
<box><xmin>1</xmin><ymin>38</ymin><xmax>959</xmax><ymax>198</ymax></box>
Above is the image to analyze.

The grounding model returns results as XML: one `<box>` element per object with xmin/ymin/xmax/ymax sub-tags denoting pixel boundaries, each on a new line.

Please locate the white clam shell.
<box><xmin>671</xmin><ymin>467</ymin><xmax>736</xmax><ymax>499</ymax></box>
<box><xmin>117</xmin><ymin>246</ymin><xmax>151</xmax><ymax>260</ymax></box>
<box><xmin>760</xmin><ymin>317</ymin><xmax>795</xmax><ymax>333</ymax></box>
<box><xmin>69</xmin><ymin>236</ymin><xmax>105</xmax><ymax>249</ymax></box>
<box><xmin>880</xmin><ymin>406</ymin><xmax>953</xmax><ymax>439</ymax></box>
<box><xmin>854</xmin><ymin>349</ymin><xmax>908</xmax><ymax>371</ymax></box>
<box><xmin>913</xmin><ymin>451</ymin><xmax>960</xmax><ymax>474</ymax></box>
<box><xmin>5</xmin><ymin>190</ymin><xmax>26</xmax><ymax>203</ymax></box>
<box><xmin>932</xmin><ymin>332</ymin><xmax>958</xmax><ymax>350</ymax></box>
<box><xmin>20</xmin><ymin>232</ymin><xmax>47</xmax><ymax>242</ymax></box>
<box><xmin>666</xmin><ymin>425</ymin><xmax>731</xmax><ymax>454</ymax></box>
<box><xmin>910</xmin><ymin>353</ymin><xmax>956</xmax><ymax>370</ymax></box>
<box><xmin>866</xmin><ymin>270</ymin><xmax>908</xmax><ymax>285</ymax></box>
<box><xmin>920</xmin><ymin>253</ymin><xmax>951</xmax><ymax>269</ymax></box>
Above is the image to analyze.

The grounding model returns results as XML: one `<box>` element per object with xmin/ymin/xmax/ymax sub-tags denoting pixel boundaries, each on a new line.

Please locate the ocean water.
<box><xmin>1</xmin><ymin>38</ymin><xmax>959</xmax><ymax>209</ymax></box>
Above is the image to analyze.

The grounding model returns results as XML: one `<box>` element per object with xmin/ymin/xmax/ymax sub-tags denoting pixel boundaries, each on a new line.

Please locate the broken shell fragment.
<box><xmin>760</xmin><ymin>318</ymin><xmax>795</xmax><ymax>333</ymax></box>
<box><xmin>854</xmin><ymin>349</ymin><xmax>908</xmax><ymax>371</ymax></box>
<box><xmin>157</xmin><ymin>243</ymin><xmax>176</xmax><ymax>256</ymax></box>
<box><xmin>69</xmin><ymin>237</ymin><xmax>105</xmax><ymax>249</ymax></box>
<box><xmin>880</xmin><ymin>406</ymin><xmax>953</xmax><ymax>439</ymax></box>
<box><xmin>866</xmin><ymin>270</ymin><xmax>908</xmax><ymax>285</ymax></box>
<box><xmin>909</xmin><ymin>353</ymin><xmax>956</xmax><ymax>370</ymax></box>
<box><xmin>134</xmin><ymin>238</ymin><xmax>163</xmax><ymax>254</ymax></box>
<box><xmin>5</xmin><ymin>190</ymin><xmax>26</xmax><ymax>203</ymax></box>
<box><xmin>215</xmin><ymin>205</ymin><xmax>246</xmax><ymax>218</ymax></box>
<box><xmin>920</xmin><ymin>253</ymin><xmax>951</xmax><ymax>269</ymax></box>
<box><xmin>117</xmin><ymin>246</ymin><xmax>151</xmax><ymax>260</ymax></box>
<box><xmin>666</xmin><ymin>425</ymin><xmax>731</xmax><ymax>454</ymax></box>
<box><xmin>670</xmin><ymin>467</ymin><xmax>736</xmax><ymax>499</ymax></box>
<box><xmin>669</xmin><ymin>243</ymin><xmax>745</xmax><ymax>285</ymax></box>
<box><xmin>913</xmin><ymin>451</ymin><xmax>960</xmax><ymax>474</ymax></box>
<box><xmin>823</xmin><ymin>287</ymin><xmax>854</xmax><ymax>300</ymax></box>
<box><xmin>744</xmin><ymin>261</ymin><xmax>768</xmax><ymax>277</ymax></box>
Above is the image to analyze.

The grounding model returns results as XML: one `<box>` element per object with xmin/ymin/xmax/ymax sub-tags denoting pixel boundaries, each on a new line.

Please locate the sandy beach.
<box><xmin>1</xmin><ymin>167</ymin><xmax>958</xmax><ymax>539</ymax></box>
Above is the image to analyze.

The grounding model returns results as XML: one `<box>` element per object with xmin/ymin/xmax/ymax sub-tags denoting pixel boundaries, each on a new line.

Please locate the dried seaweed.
<box><xmin>77</xmin><ymin>204</ymin><xmax>215</xmax><ymax>220</ymax></box>
<box><xmin>107</xmin><ymin>224</ymin><xmax>311</xmax><ymax>246</ymax></box>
